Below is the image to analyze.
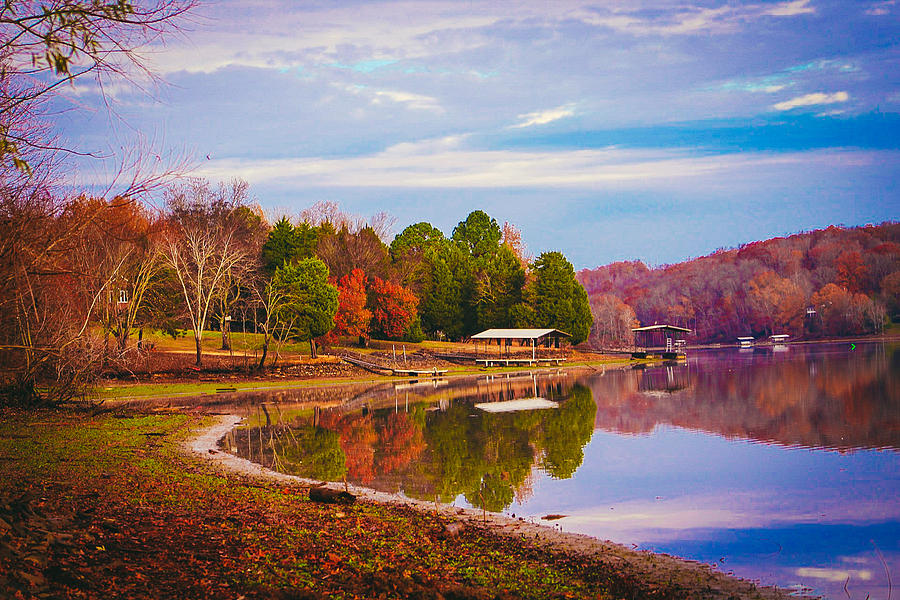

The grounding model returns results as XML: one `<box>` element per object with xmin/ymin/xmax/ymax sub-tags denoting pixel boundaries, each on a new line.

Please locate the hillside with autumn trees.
<box><xmin>578</xmin><ymin>222</ymin><xmax>900</xmax><ymax>347</ymax></box>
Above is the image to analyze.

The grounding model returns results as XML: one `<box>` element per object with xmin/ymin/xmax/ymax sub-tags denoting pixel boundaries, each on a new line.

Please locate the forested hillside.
<box><xmin>578</xmin><ymin>223</ymin><xmax>900</xmax><ymax>346</ymax></box>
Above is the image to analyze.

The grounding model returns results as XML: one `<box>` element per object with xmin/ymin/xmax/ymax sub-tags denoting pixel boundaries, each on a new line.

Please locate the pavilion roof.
<box><xmin>631</xmin><ymin>324</ymin><xmax>692</xmax><ymax>333</ymax></box>
<box><xmin>470</xmin><ymin>328</ymin><xmax>571</xmax><ymax>340</ymax></box>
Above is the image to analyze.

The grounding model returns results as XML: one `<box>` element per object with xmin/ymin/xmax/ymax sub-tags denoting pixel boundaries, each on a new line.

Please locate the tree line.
<box><xmin>579</xmin><ymin>223</ymin><xmax>900</xmax><ymax>346</ymax></box>
<box><xmin>0</xmin><ymin>178</ymin><xmax>592</xmax><ymax>406</ymax></box>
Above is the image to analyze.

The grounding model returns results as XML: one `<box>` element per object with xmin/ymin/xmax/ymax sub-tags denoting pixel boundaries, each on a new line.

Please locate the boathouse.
<box><xmin>632</xmin><ymin>324</ymin><xmax>691</xmax><ymax>359</ymax></box>
<box><xmin>470</xmin><ymin>328</ymin><xmax>571</xmax><ymax>366</ymax></box>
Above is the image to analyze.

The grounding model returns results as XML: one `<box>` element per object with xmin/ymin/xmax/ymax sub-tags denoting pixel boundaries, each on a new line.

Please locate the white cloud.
<box><xmin>192</xmin><ymin>139</ymin><xmax>884</xmax><ymax>191</ymax></box>
<box><xmin>764</xmin><ymin>0</ymin><xmax>815</xmax><ymax>17</ymax></box>
<box><xmin>773</xmin><ymin>91</ymin><xmax>849</xmax><ymax>110</ymax></box>
<box><xmin>575</xmin><ymin>0</ymin><xmax>815</xmax><ymax>36</ymax></box>
<box><xmin>509</xmin><ymin>104</ymin><xmax>576</xmax><ymax>129</ymax></box>
<box><xmin>341</xmin><ymin>84</ymin><xmax>444</xmax><ymax>113</ymax></box>
<box><xmin>149</xmin><ymin>0</ymin><xmax>824</xmax><ymax>77</ymax></box>
<box><xmin>795</xmin><ymin>567</ymin><xmax>873</xmax><ymax>582</ymax></box>
<box><xmin>146</xmin><ymin>2</ymin><xmax>500</xmax><ymax>75</ymax></box>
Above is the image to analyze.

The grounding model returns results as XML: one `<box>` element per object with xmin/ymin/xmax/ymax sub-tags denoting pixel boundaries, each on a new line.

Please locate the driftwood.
<box><xmin>308</xmin><ymin>487</ymin><xmax>356</xmax><ymax>505</ymax></box>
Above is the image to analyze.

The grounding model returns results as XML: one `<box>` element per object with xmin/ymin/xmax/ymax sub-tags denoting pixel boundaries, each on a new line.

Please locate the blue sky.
<box><xmin>60</xmin><ymin>0</ymin><xmax>900</xmax><ymax>269</ymax></box>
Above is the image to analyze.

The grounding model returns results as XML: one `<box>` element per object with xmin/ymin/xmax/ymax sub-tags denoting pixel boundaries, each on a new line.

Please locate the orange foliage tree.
<box><xmin>368</xmin><ymin>277</ymin><xmax>419</xmax><ymax>340</ymax></box>
<box><xmin>332</xmin><ymin>268</ymin><xmax>372</xmax><ymax>342</ymax></box>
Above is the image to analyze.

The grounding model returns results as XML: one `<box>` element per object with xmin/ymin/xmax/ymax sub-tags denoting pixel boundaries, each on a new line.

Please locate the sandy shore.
<box><xmin>187</xmin><ymin>414</ymin><xmax>815</xmax><ymax>600</ymax></box>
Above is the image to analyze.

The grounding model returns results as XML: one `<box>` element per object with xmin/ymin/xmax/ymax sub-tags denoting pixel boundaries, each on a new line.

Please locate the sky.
<box><xmin>59</xmin><ymin>0</ymin><xmax>900</xmax><ymax>270</ymax></box>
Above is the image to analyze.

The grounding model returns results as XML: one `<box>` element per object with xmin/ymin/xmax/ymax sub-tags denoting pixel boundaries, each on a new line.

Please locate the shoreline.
<box><xmin>189</xmin><ymin>414</ymin><xmax>813</xmax><ymax>600</ymax></box>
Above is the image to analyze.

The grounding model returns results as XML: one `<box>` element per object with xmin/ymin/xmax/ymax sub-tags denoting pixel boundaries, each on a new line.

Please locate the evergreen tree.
<box><xmin>530</xmin><ymin>251</ymin><xmax>592</xmax><ymax>344</ymax></box>
<box><xmin>420</xmin><ymin>239</ymin><xmax>471</xmax><ymax>339</ymax></box>
<box><xmin>261</xmin><ymin>217</ymin><xmax>317</xmax><ymax>272</ymax></box>
<box><xmin>273</xmin><ymin>258</ymin><xmax>338</xmax><ymax>357</ymax></box>
<box><xmin>474</xmin><ymin>245</ymin><xmax>526</xmax><ymax>330</ymax></box>
<box><xmin>451</xmin><ymin>210</ymin><xmax>502</xmax><ymax>262</ymax></box>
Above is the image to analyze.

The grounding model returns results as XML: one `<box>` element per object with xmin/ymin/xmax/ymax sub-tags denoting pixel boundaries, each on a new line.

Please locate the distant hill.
<box><xmin>577</xmin><ymin>223</ymin><xmax>900</xmax><ymax>346</ymax></box>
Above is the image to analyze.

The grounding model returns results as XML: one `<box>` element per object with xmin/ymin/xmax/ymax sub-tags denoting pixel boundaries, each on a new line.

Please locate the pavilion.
<box><xmin>631</xmin><ymin>324</ymin><xmax>691</xmax><ymax>359</ymax></box>
<box><xmin>470</xmin><ymin>328</ymin><xmax>571</xmax><ymax>366</ymax></box>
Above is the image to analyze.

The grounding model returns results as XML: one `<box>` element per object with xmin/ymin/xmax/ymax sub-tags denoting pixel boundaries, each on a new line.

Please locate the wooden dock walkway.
<box><xmin>340</xmin><ymin>354</ymin><xmax>447</xmax><ymax>377</ymax></box>
<box><xmin>475</xmin><ymin>357</ymin><xmax>567</xmax><ymax>367</ymax></box>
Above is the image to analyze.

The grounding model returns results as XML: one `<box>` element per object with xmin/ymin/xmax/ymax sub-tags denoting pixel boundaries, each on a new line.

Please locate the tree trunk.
<box><xmin>257</xmin><ymin>339</ymin><xmax>268</xmax><ymax>371</ymax></box>
<box><xmin>220</xmin><ymin>315</ymin><xmax>229</xmax><ymax>350</ymax></box>
<box><xmin>137</xmin><ymin>328</ymin><xmax>143</xmax><ymax>351</ymax></box>
<box><xmin>195</xmin><ymin>334</ymin><xmax>202</xmax><ymax>366</ymax></box>
<box><xmin>309</xmin><ymin>338</ymin><xmax>317</xmax><ymax>359</ymax></box>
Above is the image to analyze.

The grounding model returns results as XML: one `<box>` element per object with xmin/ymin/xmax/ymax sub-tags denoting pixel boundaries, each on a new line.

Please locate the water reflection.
<box><xmin>225</xmin><ymin>372</ymin><xmax>596</xmax><ymax>512</ymax></box>
<box><xmin>591</xmin><ymin>341</ymin><xmax>898</xmax><ymax>450</ymax></box>
<box><xmin>222</xmin><ymin>342</ymin><xmax>899</xmax><ymax>599</ymax></box>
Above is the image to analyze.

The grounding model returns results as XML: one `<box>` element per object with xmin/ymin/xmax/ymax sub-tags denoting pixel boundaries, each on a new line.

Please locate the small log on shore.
<box><xmin>308</xmin><ymin>487</ymin><xmax>356</xmax><ymax>505</ymax></box>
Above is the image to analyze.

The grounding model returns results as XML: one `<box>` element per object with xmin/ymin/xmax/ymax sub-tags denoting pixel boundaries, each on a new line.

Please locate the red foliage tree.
<box><xmin>369</xmin><ymin>277</ymin><xmax>419</xmax><ymax>339</ymax></box>
<box><xmin>835</xmin><ymin>250</ymin><xmax>868</xmax><ymax>293</ymax></box>
<box><xmin>333</xmin><ymin>268</ymin><xmax>372</xmax><ymax>340</ymax></box>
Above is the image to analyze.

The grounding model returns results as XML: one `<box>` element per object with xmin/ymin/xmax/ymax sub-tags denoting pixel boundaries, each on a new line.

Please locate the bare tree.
<box><xmin>0</xmin><ymin>0</ymin><xmax>196</xmax><ymax>171</ymax></box>
<box><xmin>250</xmin><ymin>275</ymin><xmax>295</xmax><ymax>371</ymax></box>
<box><xmin>211</xmin><ymin>202</ymin><xmax>267</xmax><ymax>351</ymax></box>
<box><xmin>162</xmin><ymin>178</ymin><xmax>254</xmax><ymax>366</ymax></box>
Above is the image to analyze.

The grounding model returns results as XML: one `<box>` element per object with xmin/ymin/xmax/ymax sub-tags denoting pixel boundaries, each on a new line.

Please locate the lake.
<box><xmin>223</xmin><ymin>342</ymin><xmax>899</xmax><ymax>599</ymax></box>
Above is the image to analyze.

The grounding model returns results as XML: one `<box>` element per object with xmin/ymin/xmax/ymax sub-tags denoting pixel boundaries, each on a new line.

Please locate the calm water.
<box><xmin>223</xmin><ymin>342</ymin><xmax>900</xmax><ymax>599</ymax></box>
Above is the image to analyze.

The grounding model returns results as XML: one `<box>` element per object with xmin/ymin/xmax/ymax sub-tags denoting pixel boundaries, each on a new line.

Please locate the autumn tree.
<box><xmin>273</xmin><ymin>257</ymin><xmax>338</xmax><ymax>358</ymax></box>
<box><xmin>500</xmin><ymin>221</ymin><xmax>530</xmax><ymax>269</ymax></box>
<box><xmin>0</xmin><ymin>1</ymin><xmax>195</xmax><ymax>406</ymax></box>
<box><xmin>65</xmin><ymin>195</ymin><xmax>164</xmax><ymax>354</ymax></box>
<box><xmin>250</xmin><ymin>273</ymin><xmax>292</xmax><ymax>371</ymax></box>
<box><xmin>882</xmin><ymin>271</ymin><xmax>900</xmax><ymax>321</ymax></box>
<box><xmin>211</xmin><ymin>202</ymin><xmax>267</xmax><ymax>350</ymax></box>
<box><xmin>332</xmin><ymin>268</ymin><xmax>372</xmax><ymax>345</ymax></box>
<box><xmin>317</xmin><ymin>225</ymin><xmax>392</xmax><ymax>282</ymax></box>
<box><xmin>589</xmin><ymin>293</ymin><xmax>638</xmax><ymax>348</ymax></box>
<box><xmin>747</xmin><ymin>270</ymin><xmax>805</xmax><ymax>336</ymax></box>
<box><xmin>835</xmin><ymin>250</ymin><xmax>868</xmax><ymax>293</ymax></box>
<box><xmin>368</xmin><ymin>276</ymin><xmax>420</xmax><ymax>341</ymax></box>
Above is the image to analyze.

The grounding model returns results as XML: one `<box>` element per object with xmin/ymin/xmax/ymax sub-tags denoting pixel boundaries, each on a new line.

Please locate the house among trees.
<box><xmin>631</xmin><ymin>324</ymin><xmax>691</xmax><ymax>359</ymax></box>
<box><xmin>470</xmin><ymin>328</ymin><xmax>571</xmax><ymax>366</ymax></box>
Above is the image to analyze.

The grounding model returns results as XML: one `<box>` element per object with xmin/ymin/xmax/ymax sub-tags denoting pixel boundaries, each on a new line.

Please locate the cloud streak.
<box><xmin>193</xmin><ymin>140</ymin><xmax>886</xmax><ymax>191</ymax></box>
<box><xmin>773</xmin><ymin>91</ymin><xmax>850</xmax><ymax>111</ymax></box>
<box><xmin>509</xmin><ymin>104</ymin><xmax>577</xmax><ymax>129</ymax></box>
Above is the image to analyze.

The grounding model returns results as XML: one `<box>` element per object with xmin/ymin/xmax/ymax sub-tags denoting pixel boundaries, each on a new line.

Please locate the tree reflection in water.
<box><xmin>226</xmin><ymin>379</ymin><xmax>597</xmax><ymax>511</ymax></box>
<box><xmin>590</xmin><ymin>342</ymin><xmax>898</xmax><ymax>451</ymax></box>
